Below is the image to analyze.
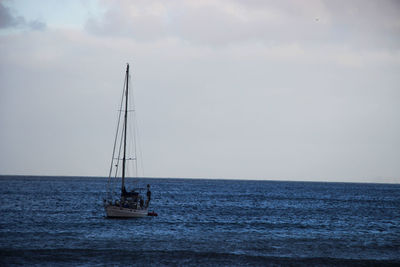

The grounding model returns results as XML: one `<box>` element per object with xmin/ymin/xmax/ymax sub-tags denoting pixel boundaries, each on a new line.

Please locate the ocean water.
<box><xmin>0</xmin><ymin>176</ymin><xmax>399</xmax><ymax>266</ymax></box>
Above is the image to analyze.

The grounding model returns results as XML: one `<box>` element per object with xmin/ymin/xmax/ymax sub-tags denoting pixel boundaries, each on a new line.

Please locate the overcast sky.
<box><xmin>0</xmin><ymin>0</ymin><xmax>399</xmax><ymax>183</ymax></box>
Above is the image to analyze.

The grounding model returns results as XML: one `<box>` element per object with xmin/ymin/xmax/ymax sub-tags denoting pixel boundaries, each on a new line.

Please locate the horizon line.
<box><xmin>0</xmin><ymin>174</ymin><xmax>398</xmax><ymax>185</ymax></box>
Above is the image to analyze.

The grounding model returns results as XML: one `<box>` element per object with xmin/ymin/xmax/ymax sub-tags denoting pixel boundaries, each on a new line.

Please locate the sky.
<box><xmin>0</xmin><ymin>0</ymin><xmax>399</xmax><ymax>183</ymax></box>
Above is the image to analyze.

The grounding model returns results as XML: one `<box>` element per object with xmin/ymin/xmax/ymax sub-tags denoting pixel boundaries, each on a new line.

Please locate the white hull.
<box><xmin>105</xmin><ymin>204</ymin><xmax>148</xmax><ymax>218</ymax></box>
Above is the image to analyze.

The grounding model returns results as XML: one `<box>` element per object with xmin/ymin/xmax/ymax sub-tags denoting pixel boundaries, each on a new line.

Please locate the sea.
<box><xmin>0</xmin><ymin>176</ymin><xmax>399</xmax><ymax>266</ymax></box>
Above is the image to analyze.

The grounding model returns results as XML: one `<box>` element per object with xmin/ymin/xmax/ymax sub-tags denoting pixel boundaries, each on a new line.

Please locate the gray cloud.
<box><xmin>28</xmin><ymin>19</ymin><xmax>46</xmax><ymax>31</ymax></box>
<box><xmin>85</xmin><ymin>0</ymin><xmax>400</xmax><ymax>49</ymax></box>
<box><xmin>0</xmin><ymin>1</ymin><xmax>23</xmax><ymax>28</ymax></box>
<box><xmin>0</xmin><ymin>1</ymin><xmax>46</xmax><ymax>31</ymax></box>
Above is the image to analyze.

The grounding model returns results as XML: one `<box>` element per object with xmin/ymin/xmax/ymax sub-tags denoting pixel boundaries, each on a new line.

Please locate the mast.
<box><xmin>121</xmin><ymin>64</ymin><xmax>129</xmax><ymax>194</ymax></box>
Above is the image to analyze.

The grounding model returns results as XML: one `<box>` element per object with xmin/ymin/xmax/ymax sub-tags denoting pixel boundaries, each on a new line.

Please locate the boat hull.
<box><xmin>105</xmin><ymin>204</ymin><xmax>148</xmax><ymax>218</ymax></box>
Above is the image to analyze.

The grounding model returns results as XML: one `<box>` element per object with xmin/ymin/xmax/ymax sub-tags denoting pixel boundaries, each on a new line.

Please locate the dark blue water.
<box><xmin>0</xmin><ymin>176</ymin><xmax>399</xmax><ymax>266</ymax></box>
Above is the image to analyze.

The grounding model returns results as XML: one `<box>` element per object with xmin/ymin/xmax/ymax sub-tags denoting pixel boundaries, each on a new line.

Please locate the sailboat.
<box><xmin>103</xmin><ymin>64</ymin><xmax>151</xmax><ymax>218</ymax></box>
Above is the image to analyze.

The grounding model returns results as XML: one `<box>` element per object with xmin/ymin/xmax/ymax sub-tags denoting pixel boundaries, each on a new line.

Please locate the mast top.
<box><xmin>121</xmin><ymin>62</ymin><xmax>130</xmax><ymax>193</ymax></box>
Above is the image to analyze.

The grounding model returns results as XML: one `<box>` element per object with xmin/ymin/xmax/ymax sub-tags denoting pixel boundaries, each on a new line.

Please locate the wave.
<box><xmin>1</xmin><ymin>248</ymin><xmax>399</xmax><ymax>266</ymax></box>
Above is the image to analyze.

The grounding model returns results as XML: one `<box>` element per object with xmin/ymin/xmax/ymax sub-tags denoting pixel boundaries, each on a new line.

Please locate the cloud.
<box><xmin>84</xmin><ymin>0</ymin><xmax>322</xmax><ymax>45</ymax></box>
<box><xmin>85</xmin><ymin>0</ymin><xmax>400</xmax><ymax>49</ymax></box>
<box><xmin>0</xmin><ymin>1</ymin><xmax>23</xmax><ymax>28</ymax></box>
<box><xmin>28</xmin><ymin>19</ymin><xmax>46</xmax><ymax>31</ymax></box>
<box><xmin>0</xmin><ymin>1</ymin><xmax>46</xmax><ymax>31</ymax></box>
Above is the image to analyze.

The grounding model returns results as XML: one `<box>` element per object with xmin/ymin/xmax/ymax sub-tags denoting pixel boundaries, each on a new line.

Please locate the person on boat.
<box><xmin>146</xmin><ymin>184</ymin><xmax>151</xmax><ymax>208</ymax></box>
<box><xmin>140</xmin><ymin>198</ymin><xmax>144</xmax><ymax>208</ymax></box>
<box><xmin>122</xmin><ymin>186</ymin><xmax>127</xmax><ymax>195</ymax></box>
